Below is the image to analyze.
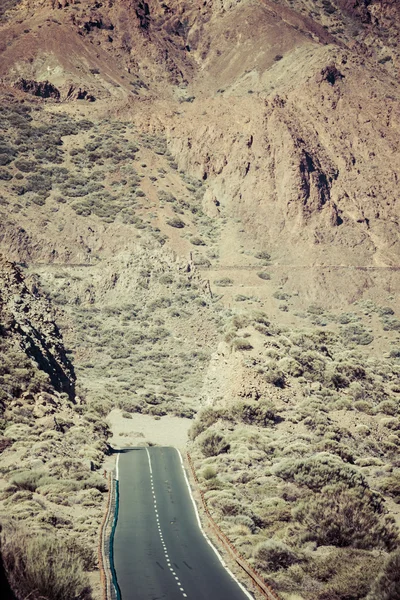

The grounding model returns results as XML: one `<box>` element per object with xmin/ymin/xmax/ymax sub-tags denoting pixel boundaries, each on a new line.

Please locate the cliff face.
<box><xmin>168</xmin><ymin>44</ymin><xmax>400</xmax><ymax>269</ymax></box>
<box><xmin>0</xmin><ymin>257</ymin><xmax>75</xmax><ymax>399</ymax></box>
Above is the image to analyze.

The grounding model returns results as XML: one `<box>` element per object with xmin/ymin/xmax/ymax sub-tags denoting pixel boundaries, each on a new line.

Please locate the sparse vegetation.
<box><xmin>188</xmin><ymin>307</ymin><xmax>400</xmax><ymax>598</ymax></box>
<box><xmin>0</xmin><ymin>13</ymin><xmax>400</xmax><ymax>597</ymax></box>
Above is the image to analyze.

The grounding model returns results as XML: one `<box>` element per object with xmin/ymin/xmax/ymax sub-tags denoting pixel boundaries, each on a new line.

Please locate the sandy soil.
<box><xmin>106</xmin><ymin>409</ymin><xmax>192</xmax><ymax>450</ymax></box>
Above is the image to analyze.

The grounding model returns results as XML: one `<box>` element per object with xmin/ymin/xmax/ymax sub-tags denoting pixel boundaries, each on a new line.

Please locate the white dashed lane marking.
<box><xmin>146</xmin><ymin>448</ymin><xmax>188</xmax><ymax>598</ymax></box>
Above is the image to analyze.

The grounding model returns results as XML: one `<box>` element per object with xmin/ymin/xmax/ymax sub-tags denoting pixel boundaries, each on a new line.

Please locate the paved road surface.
<box><xmin>113</xmin><ymin>447</ymin><xmax>252</xmax><ymax>600</ymax></box>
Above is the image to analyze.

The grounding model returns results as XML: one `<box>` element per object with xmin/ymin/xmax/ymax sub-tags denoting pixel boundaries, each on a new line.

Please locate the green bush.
<box><xmin>31</xmin><ymin>195</ymin><xmax>46</xmax><ymax>206</ymax></box>
<box><xmin>202</xmin><ymin>466</ymin><xmax>217</xmax><ymax>480</ymax></box>
<box><xmin>251</xmin><ymin>311</ymin><xmax>270</xmax><ymax>327</ymax></box>
<box><xmin>376</xmin><ymin>400</ymin><xmax>398</xmax><ymax>416</ymax></box>
<box><xmin>190</xmin><ymin>237</ymin><xmax>206</xmax><ymax>246</ymax></box>
<box><xmin>378</xmin><ymin>307</ymin><xmax>395</xmax><ymax>316</ymax></box>
<box><xmin>337</xmin><ymin>312</ymin><xmax>360</xmax><ymax>324</ymax></box>
<box><xmin>0</xmin><ymin>153</ymin><xmax>13</xmax><ymax>166</ymax></box>
<box><xmin>158</xmin><ymin>191</ymin><xmax>176</xmax><ymax>203</ymax></box>
<box><xmin>309</xmin><ymin>549</ymin><xmax>381</xmax><ymax>600</ymax></box>
<box><xmin>0</xmin><ymin>168</ymin><xmax>12</xmax><ymax>180</ymax></box>
<box><xmin>354</xmin><ymin>400</ymin><xmax>374</xmax><ymax>414</ymax></box>
<box><xmin>273</xmin><ymin>291</ymin><xmax>291</xmax><ymax>301</ymax></box>
<box><xmin>264</xmin><ymin>364</ymin><xmax>286</xmax><ymax>388</ymax></box>
<box><xmin>254</xmin><ymin>251</ymin><xmax>270</xmax><ymax>260</ymax></box>
<box><xmin>378</xmin><ymin>474</ymin><xmax>400</xmax><ymax>503</ymax></box>
<box><xmin>159</xmin><ymin>274</ymin><xmax>174</xmax><ymax>285</ymax></box>
<box><xmin>307</xmin><ymin>304</ymin><xmax>325</xmax><ymax>315</ymax></box>
<box><xmin>10</xmin><ymin>470</ymin><xmax>46</xmax><ymax>492</ymax></box>
<box><xmin>25</xmin><ymin>173</ymin><xmax>52</xmax><ymax>196</ymax></box>
<box><xmin>14</xmin><ymin>159</ymin><xmax>37</xmax><ymax>173</ymax></box>
<box><xmin>381</xmin><ymin>316</ymin><xmax>400</xmax><ymax>331</ymax></box>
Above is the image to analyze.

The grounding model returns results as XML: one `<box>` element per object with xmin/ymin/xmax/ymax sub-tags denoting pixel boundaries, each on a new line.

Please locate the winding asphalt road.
<box><xmin>113</xmin><ymin>447</ymin><xmax>252</xmax><ymax>600</ymax></box>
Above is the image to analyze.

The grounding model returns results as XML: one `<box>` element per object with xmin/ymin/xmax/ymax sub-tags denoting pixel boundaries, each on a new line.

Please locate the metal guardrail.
<box><xmin>98</xmin><ymin>472</ymin><xmax>110</xmax><ymax>600</ymax></box>
<box><xmin>186</xmin><ymin>453</ymin><xmax>281</xmax><ymax>600</ymax></box>
<box><xmin>99</xmin><ymin>472</ymin><xmax>119</xmax><ymax>600</ymax></box>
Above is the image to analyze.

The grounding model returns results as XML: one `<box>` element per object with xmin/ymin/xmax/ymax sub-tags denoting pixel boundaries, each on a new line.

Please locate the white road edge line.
<box><xmin>176</xmin><ymin>449</ymin><xmax>254</xmax><ymax>600</ymax></box>
<box><xmin>115</xmin><ymin>453</ymin><xmax>120</xmax><ymax>481</ymax></box>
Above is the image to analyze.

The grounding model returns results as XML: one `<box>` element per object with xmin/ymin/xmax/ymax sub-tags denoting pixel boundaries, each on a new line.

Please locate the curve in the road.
<box><xmin>112</xmin><ymin>446</ymin><xmax>253</xmax><ymax>600</ymax></box>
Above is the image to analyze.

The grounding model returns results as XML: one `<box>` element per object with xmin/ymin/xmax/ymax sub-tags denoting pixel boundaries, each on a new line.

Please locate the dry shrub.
<box><xmin>188</xmin><ymin>407</ymin><xmax>221</xmax><ymax>440</ymax></box>
<box><xmin>232</xmin><ymin>400</ymin><xmax>277</xmax><ymax>427</ymax></box>
<box><xmin>214</xmin><ymin>277</ymin><xmax>233</xmax><ymax>287</ymax></box>
<box><xmin>367</xmin><ymin>549</ymin><xmax>400</xmax><ymax>600</ymax></box>
<box><xmin>275</xmin><ymin>453</ymin><xmax>366</xmax><ymax>491</ymax></box>
<box><xmin>208</xmin><ymin>491</ymin><xmax>241</xmax><ymax>516</ymax></box>
<box><xmin>294</xmin><ymin>484</ymin><xmax>398</xmax><ymax>550</ymax></box>
<box><xmin>376</xmin><ymin>400</ymin><xmax>398</xmax><ymax>416</ymax></box>
<box><xmin>202</xmin><ymin>466</ymin><xmax>217</xmax><ymax>480</ymax></box>
<box><xmin>308</xmin><ymin>548</ymin><xmax>383</xmax><ymax>600</ymax></box>
<box><xmin>10</xmin><ymin>470</ymin><xmax>46</xmax><ymax>492</ymax></box>
<box><xmin>231</xmin><ymin>338</ymin><xmax>253</xmax><ymax>351</ymax></box>
<box><xmin>378</xmin><ymin>474</ymin><xmax>400</xmax><ymax>503</ymax></box>
<box><xmin>264</xmin><ymin>364</ymin><xmax>286</xmax><ymax>388</ymax></box>
<box><xmin>0</xmin><ymin>522</ymin><xmax>92</xmax><ymax>600</ymax></box>
<box><xmin>254</xmin><ymin>539</ymin><xmax>300</xmax><ymax>572</ymax></box>
<box><xmin>198</xmin><ymin>431</ymin><xmax>230</xmax><ymax>457</ymax></box>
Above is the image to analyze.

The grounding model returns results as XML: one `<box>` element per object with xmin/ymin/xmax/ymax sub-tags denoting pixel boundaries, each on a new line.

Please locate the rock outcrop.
<box><xmin>13</xmin><ymin>79</ymin><xmax>60</xmax><ymax>99</ymax></box>
<box><xmin>0</xmin><ymin>256</ymin><xmax>75</xmax><ymax>398</ymax></box>
<box><xmin>65</xmin><ymin>85</ymin><xmax>95</xmax><ymax>101</ymax></box>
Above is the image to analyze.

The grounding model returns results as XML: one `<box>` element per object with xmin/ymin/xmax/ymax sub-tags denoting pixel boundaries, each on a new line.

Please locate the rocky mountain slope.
<box><xmin>0</xmin><ymin>0</ymin><xmax>400</xmax><ymax>598</ymax></box>
<box><xmin>0</xmin><ymin>257</ymin><xmax>110</xmax><ymax>599</ymax></box>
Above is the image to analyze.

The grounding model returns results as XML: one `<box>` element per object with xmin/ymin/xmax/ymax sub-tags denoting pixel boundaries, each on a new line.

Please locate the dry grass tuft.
<box><xmin>0</xmin><ymin>522</ymin><xmax>92</xmax><ymax>600</ymax></box>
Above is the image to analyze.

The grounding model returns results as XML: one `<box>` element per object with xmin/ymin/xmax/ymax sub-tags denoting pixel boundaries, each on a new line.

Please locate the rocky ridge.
<box><xmin>0</xmin><ymin>256</ymin><xmax>75</xmax><ymax>397</ymax></box>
